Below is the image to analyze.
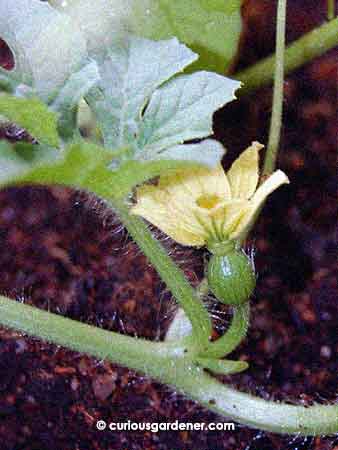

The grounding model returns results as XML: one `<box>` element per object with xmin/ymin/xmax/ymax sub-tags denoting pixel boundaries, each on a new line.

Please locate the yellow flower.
<box><xmin>131</xmin><ymin>142</ymin><xmax>289</xmax><ymax>247</ymax></box>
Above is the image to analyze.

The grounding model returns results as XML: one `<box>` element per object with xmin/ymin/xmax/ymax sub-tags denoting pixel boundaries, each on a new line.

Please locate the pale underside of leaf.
<box><xmin>137</xmin><ymin>71</ymin><xmax>240</xmax><ymax>154</ymax></box>
<box><xmin>143</xmin><ymin>139</ymin><xmax>226</xmax><ymax>168</ymax></box>
<box><xmin>87</xmin><ymin>36</ymin><xmax>197</xmax><ymax>149</ymax></box>
<box><xmin>50</xmin><ymin>60</ymin><xmax>100</xmax><ymax>115</ymax></box>
<box><xmin>48</xmin><ymin>0</ymin><xmax>132</xmax><ymax>60</ymax></box>
<box><xmin>87</xmin><ymin>36</ymin><xmax>240</xmax><ymax>170</ymax></box>
<box><xmin>0</xmin><ymin>0</ymin><xmax>87</xmax><ymax>102</ymax></box>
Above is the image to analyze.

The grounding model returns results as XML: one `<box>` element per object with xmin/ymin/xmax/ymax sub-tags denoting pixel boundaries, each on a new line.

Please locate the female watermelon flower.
<box><xmin>131</xmin><ymin>142</ymin><xmax>289</xmax><ymax>247</ymax></box>
<box><xmin>131</xmin><ymin>141</ymin><xmax>289</xmax><ymax>306</ymax></box>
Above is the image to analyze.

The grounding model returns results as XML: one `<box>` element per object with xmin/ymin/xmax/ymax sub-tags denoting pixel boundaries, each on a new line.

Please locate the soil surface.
<box><xmin>0</xmin><ymin>1</ymin><xmax>337</xmax><ymax>449</ymax></box>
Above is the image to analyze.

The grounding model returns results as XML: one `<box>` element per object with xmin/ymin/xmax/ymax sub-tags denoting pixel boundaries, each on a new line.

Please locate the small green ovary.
<box><xmin>207</xmin><ymin>249</ymin><xmax>256</xmax><ymax>306</ymax></box>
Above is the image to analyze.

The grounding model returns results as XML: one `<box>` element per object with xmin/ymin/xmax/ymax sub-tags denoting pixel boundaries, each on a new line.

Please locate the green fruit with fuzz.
<box><xmin>207</xmin><ymin>250</ymin><xmax>256</xmax><ymax>306</ymax></box>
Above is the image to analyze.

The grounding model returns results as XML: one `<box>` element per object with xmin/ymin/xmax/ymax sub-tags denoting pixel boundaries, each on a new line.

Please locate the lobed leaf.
<box><xmin>87</xmin><ymin>36</ymin><xmax>197</xmax><ymax>149</ymax></box>
<box><xmin>87</xmin><ymin>36</ymin><xmax>240</xmax><ymax>169</ymax></box>
<box><xmin>49</xmin><ymin>0</ymin><xmax>243</xmax><ymax>74</ymax></box>
<box><xmin>137</xmin><ymin>72</ymin><xmax>239</xmax><ymax>154</ymax></box>
<box><xmin>141</xmin><ymin>139</ymin><xmax>226</xmax><ymax>166</ymax></box>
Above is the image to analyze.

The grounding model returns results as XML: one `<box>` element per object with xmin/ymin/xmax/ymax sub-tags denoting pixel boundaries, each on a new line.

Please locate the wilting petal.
<box><xmin>233</xmin><ymin>169</ymin><xmax>289</xmax><ymax>240</ymax></box>
<box><xmin>227</xmin><ymin>141</ymin><xmax>264</xmax><ymax>200</ymax></box>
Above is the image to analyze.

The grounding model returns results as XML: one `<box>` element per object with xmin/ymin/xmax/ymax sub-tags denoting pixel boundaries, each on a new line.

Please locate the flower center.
<box><xmin>196</xmin><ymin>194</ymin><xmax>221</xmax><ymax>210</ymax></box>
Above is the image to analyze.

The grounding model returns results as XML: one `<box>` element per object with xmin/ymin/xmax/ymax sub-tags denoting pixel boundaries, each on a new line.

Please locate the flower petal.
<box><xmin>193</xmin><ymin>199</ymin><xmax>248</xmax><ymax>242</ymax></box>
<box><xmin>251</xmin><ymin>170</ymin><xmax>290</xmax><ymax>208</ymax></box>
<box><xmin>222</xmin><ymin>201</ymin><xmax>251</xmax><ymax>238</ymax></box>
<box><xmin>227</xmin><ymin>141</ymin><xmax>264</xmax><ymax>200</ymax></box>
<box><xmin>159</xmin><ymin>164</ymin><xmax>231</xmax><ymax>202</ymax></box>
<box><xmin>131</xmin><ymin>184</ymin><xmax>207</xmax><ymax>246</ymax></box>
<box><xmin>232</xmin><ymin>169</ymin><xmax>289</xmax><ymax>240</ymax></box>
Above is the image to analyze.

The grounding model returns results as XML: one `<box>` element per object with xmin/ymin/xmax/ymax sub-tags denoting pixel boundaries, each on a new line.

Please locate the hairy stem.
<box><xmin>112</xmin><ymin>197</ymin><xmax>212</xmax><ymax>350</ymax></box>
<box><xmin>7</xmin><ymin>145</ymin><xmax>212</xmax><ymax>351</ymax></box>
<box><xmin>263</xmin><ymin>0</ymin><xmax>287</xmax><ymax>176</ymax></box>
<box><xmin>0</xmin><ymin>295</ymin><xmax>184</xmax><ymax>372</ymax></box>
<box><xmin>0</xmin><ymin>295</ymin><xmax>336</xmax><ymax>436</ymax></box>
<box><xmin>234</xmin><ymin>18</ymin><xmax>338</xmax><ymax>94</ymax></box>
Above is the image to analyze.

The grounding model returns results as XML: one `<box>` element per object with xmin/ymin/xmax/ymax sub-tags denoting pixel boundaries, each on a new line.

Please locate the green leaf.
<box><xmin>0</xmin><ymin>138</ymin><xmax>219</xmax><ymax>200</ymax></box>
<box><xmin>130</xmin><ymin>0</ymin><xmax>243</xmax><ymax>74</ymax></box>
<box><xmin>0</xmin><ymin>75</ymin><xmax>14</xmax><ymax>93</ymax></box>
<box><xmin>0</xmin><ymin>95</ymin><xmax>60</xmax><ymax>147</ymax></box>
<box><xmin>0</xmin><ymin>141</ymin><xmax>28</xmax><ymax>181</ymax></box>
<box><xmin>0</xmin><ymin>140</ymin><xmax>113</xmax><ymax>195</ymax></box>
<box><xmin>87</xmin><ymin>36</ymin><xmax>197</xmax><ymax>149</ymax></box>
<box><xmin>0</xmin><ymin>141</ymin><xmax>57</xmax><ymax>184</ymax></box>
<box><xmin>195</xmin><ymin>357</ymin><xmax>249</xmax><ymax>375</ymax></box>
<box><xmin>87</xmin><ymin>36</ymin><xmax>240</xmax><ymax>168</ymax></box>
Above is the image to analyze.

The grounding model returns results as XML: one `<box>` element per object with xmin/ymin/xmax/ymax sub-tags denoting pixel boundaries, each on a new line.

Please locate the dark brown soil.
<box><xmin>0</xmin><ymin>1</ymin><xmax>337</xmax><ymax>449</ymax></box>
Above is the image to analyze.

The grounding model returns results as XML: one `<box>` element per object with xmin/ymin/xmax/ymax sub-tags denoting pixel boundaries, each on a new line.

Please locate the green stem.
<box><xmin>0</xmin><ymin>295</ymin><xmax>183</xmax><ymax>372</ymax></box>
<box><xmin>263</xmin><ymin>0</ymin><xmax>287</xmax><ymax>176</ymax></box>
<box><xmin>234</xmin><ymin>18</ymin><xmax>338</xmax><ymax>94</ymax></box>
<box><xmin>328</xmin><ymin>0</ymin><xmax>335</xmax><ymax>20</ymax></box>
<box><xmin>202</xmin><ymin>303</ymin><xmax>250</xmax><ymax>358</ymax></box>
<box><xmin>112</xmin><ymin>197</ymin><xmax>212</xmax><ymax>351</ymax></box>
<box><xmin>0</xmin><ymin>295</ymin><xmax>336</xmax><ymax>436</ymax></box>
<box><xmin>165</xmin><ymin>301</ymin><xmax>250</xmax><ymax>358</ymax></box>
